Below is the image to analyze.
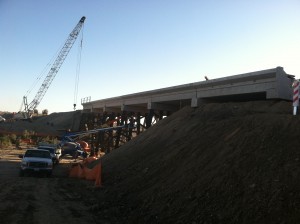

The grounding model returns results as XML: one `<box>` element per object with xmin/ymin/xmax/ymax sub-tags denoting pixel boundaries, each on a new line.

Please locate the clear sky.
<box><xmin>1</xmin><ymin>0</ymin><xmax>299</xmax><ymax>113</ymax></box>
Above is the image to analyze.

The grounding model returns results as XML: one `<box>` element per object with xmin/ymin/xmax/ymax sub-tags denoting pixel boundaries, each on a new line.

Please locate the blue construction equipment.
<box><xmin>59</xmin><ymin>125</ymin><xmax>132</xmax><ymax>158</ymax></box>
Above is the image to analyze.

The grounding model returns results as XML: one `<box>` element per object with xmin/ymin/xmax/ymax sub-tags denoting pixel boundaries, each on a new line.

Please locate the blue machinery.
<box><xmin>60</xmin><ymin>124</ymin><xmax>136</xmax><ymax>155</ymax></box>
<box><xmin>60</xmin><ymin>108</ymin><xmax>168</xmax><ymax>155</ymax></box>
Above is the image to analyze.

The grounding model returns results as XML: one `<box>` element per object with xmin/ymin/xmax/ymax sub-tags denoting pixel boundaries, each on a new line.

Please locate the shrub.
<box><xmin>0</xmin><ymin>135</ymin><xmax>12</xmax><ymax>148</ymax></box>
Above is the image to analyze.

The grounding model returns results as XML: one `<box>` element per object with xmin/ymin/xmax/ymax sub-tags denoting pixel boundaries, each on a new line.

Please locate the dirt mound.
<box><xmin>0</xmin><ymin>111</ymin><xmax>81</xmax><ymax>136</ymax></box>
<box><xmin>93</xmin><ymin>100</ymin><xmax>300</xmax><ymax>223</ymax></box>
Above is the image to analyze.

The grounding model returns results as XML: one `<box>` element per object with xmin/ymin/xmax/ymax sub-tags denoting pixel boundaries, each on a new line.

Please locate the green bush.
<box><xmin>0</xmin><ymin>133</ymin><xmax>59</xmax><ymax>149</ymax></box>
<box><xmin>0</xmin><ymin>135</ymin><xmax>12</xmax><ymax>148</ymax></box>
<box><xmin>10</xmin><ymin>134</ymin><xmax>17</xmax><ymax>144</ymax></box>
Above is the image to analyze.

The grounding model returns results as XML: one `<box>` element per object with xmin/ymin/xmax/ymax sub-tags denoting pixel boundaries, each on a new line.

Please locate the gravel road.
<box><xmin>0</xmin><ymin>149</ymin><xmax>100</xmax><ymax>224</ymax></box>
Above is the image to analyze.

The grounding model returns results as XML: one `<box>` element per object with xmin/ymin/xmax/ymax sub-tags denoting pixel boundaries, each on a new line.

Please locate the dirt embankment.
<box><xmin>0</xmin><ymin>111</ymin><xmax>81</xmax><ymax>136</ymax></box>
<box><xmin>1</xmin><ymin>100</ymin><xmax>300</xmax><ymax>224</ymax></box>
<box><xmin>93</xmin><ymin>100</ymin><xmax>300</xmax><ymax>223</ymax></box>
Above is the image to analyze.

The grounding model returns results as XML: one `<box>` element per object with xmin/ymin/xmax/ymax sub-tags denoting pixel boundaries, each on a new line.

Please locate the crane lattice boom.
<box><xmin>24</xmin><ymin>16</ymin><xmax>86</xmax><ymax>114</ymax></box>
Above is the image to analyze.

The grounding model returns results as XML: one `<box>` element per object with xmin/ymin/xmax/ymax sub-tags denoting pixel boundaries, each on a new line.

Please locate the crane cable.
<box><xmin>73</xmin><ymin>24</ymin><xmax>84</xmax><ymax>110</ymax></box>
<box><xmin>19</xmin><ymin>42</ymin><xmax>65</xmax><ymax>112</ymax></box>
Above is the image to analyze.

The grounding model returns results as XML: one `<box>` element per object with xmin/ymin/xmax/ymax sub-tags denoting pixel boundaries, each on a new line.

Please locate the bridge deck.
<box><xmin>81</xmin><ymin>67</ymin><xmax>294</xmax><ymax>114</ymax></box>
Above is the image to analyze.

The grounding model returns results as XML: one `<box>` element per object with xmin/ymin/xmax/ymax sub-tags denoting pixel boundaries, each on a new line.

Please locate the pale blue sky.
<box><xmin>1</xmin><ymin>0</ymin><xmax>299</xmax><ymax>113</ymax></box>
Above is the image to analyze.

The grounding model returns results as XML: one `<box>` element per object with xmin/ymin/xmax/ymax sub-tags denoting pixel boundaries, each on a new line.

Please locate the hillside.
<box><xmin>0</xmin><ymin>111</ymin><xmax>81</xmax><ymax>136</ymax></box>
<box><xmin>91</xmin><ymin>100</ymin><xmax>300</xmax><ymax>223</ymax></box>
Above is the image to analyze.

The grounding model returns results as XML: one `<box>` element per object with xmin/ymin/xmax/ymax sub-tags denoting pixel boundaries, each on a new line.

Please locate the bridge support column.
<box><xmin>145</xmin><ymin>109</ymin><xmax>154</xmax><ymax>128</ymax></box>
<box><xmin>191</xmin><ymin>97</ymin><xmax>209</xmax><ymax>107</ymax></box>
<box><xmin>136</xmin><ymin>112</ymin><xmax>141</xmax><ymax>135</ymax></box>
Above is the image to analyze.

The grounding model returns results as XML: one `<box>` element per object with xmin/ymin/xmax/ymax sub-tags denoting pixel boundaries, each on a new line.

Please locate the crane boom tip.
<box><xmin>80</xmin><ymin>16</ymin><xmax>86</xmax><ymax>23</ymax></box>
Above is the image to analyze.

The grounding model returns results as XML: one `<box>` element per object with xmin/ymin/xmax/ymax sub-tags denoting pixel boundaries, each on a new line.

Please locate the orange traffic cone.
<box><xmin>94</xmin><ymin>162</ymin><xmax>102</xmax><ymax>188</ymax></box>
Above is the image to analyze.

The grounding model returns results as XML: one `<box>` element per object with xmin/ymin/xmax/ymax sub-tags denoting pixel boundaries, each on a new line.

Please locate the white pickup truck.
<box><xmin>19</xmin><ymin>148</ymin><xmax>53</xmax><ymax>177</ymax></box>
<box><xmin>0</xmin><ymin>115</ymin><xmax>5</xmax><ymax>122</ymax></box>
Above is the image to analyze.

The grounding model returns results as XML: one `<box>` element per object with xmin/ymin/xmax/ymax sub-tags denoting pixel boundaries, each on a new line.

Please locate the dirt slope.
<box><xmin>0</xmin><ymin>111</ymin><xmax>81</xmax><ymax>136</ymax></box>
<box><xmin>93</xmin><ymin>100</ymin><xmax>300</xmax><ymax>223</ymax></box>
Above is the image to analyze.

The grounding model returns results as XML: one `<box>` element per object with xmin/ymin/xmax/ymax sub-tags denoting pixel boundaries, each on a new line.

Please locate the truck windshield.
<box><xmin>25</xmin><ymin>150</ymin><xmax>51</xmax><ymax>159</ymax></box>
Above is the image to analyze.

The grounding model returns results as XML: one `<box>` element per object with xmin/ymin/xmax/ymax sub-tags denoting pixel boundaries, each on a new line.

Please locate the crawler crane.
<box><xmin>17</xmin><ymin>16</ymin><xmax>85</xmax><ymax>120</ymax></box>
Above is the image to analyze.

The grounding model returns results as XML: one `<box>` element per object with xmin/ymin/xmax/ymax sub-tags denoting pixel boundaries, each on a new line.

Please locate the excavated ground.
<box><xmin>96</xmin><ymin>100</ymin><xmax>300</xmax><ymax>223</ymax></box>
<box><xmin>1</xmin><ymin>100</ymin><xmax>300</xmax><ymax>224</ymax></box>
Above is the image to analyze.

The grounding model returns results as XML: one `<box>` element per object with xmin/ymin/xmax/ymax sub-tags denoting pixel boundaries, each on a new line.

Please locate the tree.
<box><xmin>0</xmin><ymin>135</ymin><xmax>11</xmax><ymax>148</ymax></box>
<box><xmin>42</xmin><ymin>109</ymin><xmax>48</xmax><ymax>115</ymax></box>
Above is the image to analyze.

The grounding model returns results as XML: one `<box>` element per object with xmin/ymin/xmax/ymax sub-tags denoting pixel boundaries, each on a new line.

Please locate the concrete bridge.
<box><xmin>81</xmin><ymin>66</ymin><xmax>294</xmax><ymax>115</ymax></box>
<box><xmin>77</xmin><ymin>66</ymin><xmax>294</xmax><ymax>153</ymax></box>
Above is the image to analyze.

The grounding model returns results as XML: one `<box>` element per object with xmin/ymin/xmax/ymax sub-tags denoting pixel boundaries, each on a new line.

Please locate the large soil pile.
<box><xmin>92</xmin><ymin>100</ymin><xmax>300</xmax><ymax>223</ymax></box>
